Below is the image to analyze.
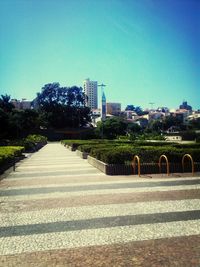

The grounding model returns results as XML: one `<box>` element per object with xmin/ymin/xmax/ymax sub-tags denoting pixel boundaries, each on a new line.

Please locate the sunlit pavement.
<box><xmin>0</xmin><ymin>143</ymin><xmax>200</xmax><ymax>266</ymax></box>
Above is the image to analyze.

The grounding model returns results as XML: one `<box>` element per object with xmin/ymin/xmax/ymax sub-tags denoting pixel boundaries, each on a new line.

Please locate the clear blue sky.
<box><xmin>0</xmin><ymin>0</ymin><xmax>199</xmax><ymax>110</ymax></box>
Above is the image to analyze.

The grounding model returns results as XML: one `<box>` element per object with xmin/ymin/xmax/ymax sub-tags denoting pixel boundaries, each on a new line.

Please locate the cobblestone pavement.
<box><xmin>0</xmin><ymin>143</ymin><xmax>200</xmax><ymax>266</ymax></box>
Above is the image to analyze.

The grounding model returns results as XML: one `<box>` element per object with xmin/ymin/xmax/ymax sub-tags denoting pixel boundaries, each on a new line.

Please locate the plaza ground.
<box><xmin>0</xmin><ymin>143</ymin><xmax>199</xmax><ymax>266</ymax></box>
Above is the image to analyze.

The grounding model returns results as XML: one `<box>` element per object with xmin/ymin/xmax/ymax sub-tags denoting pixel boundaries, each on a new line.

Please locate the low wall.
<box><xmin>64</xmin><ymin>145</ymin><xmax>76</xmax><ymax>151</ymax></box>
<box><xmin>76</xmin><ymin>150</ymin><xmax>89</xmax><ymax>159</ymax></box>
<box><xmin>0</xmin><ymin>155</ymin><xmax>26</xmax><ymax>177</ymax></box>
<box><xmin>87</xmin><ymin>156</ymin><xmax>200</xmax><ymax>176</ymax></box>
<box><xmin>88</xmin><ymin>156</ymin><xmax>107</xmax><ymax>173</ymax></box>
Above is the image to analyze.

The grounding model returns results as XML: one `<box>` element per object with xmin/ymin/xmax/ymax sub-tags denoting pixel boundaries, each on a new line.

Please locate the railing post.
<box><xmin>132</xmin><ymin>155</ymin><xmax>141</xmax><ymax>177</ymax></box>
<box><xmin>182</xmin><ymin>154</ymin><xmax>194</xmax><ymax>176</ymax></box>
<box><xmin>13</xmin><ymin>158</ymin><xmax>16</xmax><ymax>172</ymax></box>
<box><xmin>158</xmin><ymin>155</ymin><xmax>170</xmax><ymax>176</ymax></box>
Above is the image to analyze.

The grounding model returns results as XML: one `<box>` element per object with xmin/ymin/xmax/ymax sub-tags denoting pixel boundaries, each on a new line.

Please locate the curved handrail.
<box><xmin>158</xmin><ymin>155</ymin><xmax>170</xmax><ymax>176</ymax></box>
<box><xmin>182</xmin><ymin>154</ymin><xmax>194</xmax><ymax>176</ymax></box>
<box><xmin>132</xmin><ymin>155</ymin><xmax>141</xmax><ymax>177</ymax></box>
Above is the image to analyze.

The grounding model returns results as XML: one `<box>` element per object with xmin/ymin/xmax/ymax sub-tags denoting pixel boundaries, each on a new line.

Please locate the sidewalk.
<box><xmin>0</xmin><ymin>143</ymin><xmax>200</xmax><ymax>266</ymax></box>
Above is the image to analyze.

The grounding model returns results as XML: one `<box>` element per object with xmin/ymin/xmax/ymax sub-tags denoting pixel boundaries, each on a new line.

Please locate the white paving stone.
<box><xmin>0</xmin><ymin>220</ymin><xmax>200</xmax><ymax>255</ymax></box>
<box><xmin>0</xmin><ymin>199</ymin><xmax>199</xmax><ymax>227</ymax></box>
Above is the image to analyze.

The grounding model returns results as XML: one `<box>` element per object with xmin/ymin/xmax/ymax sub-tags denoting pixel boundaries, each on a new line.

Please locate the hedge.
<box><xmin>8</xmin><ymin>134</ymin><xmax>47</xmax><ymax>152</ymax></box>
<box><xmin>0</xmin><ymin>146</ymin><xmax>24</xmax><ymax>168</ymax></box>
<box><xmin>78</xmin><ymin>143</ymin><xmax>131</xmax><ymax>153</ymax></box>
<box><xmin>89</xmin><ymin>145</ymin><xmax>200</xmax><ymax>164</ymax></box>
<box><xmin>61</xmin><ymin>139</ymin><xmax>200</xmax><ymax>165</ymax></box>
<box><xmin>61</xmin><ymin>139</ymin><xmax>133</xmax><ymax>151</ymax></box>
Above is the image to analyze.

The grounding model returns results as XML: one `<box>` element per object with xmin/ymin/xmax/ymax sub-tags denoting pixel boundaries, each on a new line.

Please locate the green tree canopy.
<box><xmin>96</xmin><ymin>117</ymin><xmax>127</xmax><ymax>139</ymax></box>
<box><xmin>35</xmin><ymin>83</ymin><xmax>86</xmax><ymax>110</ymax></box>
<box><xmin>125</xmin><ymin>105</ymin><xmax>144</xmax><ymax>115</ymax></box>
<box><xmin>0</xmin><ymin>94</ymin><xmax>14</xmax><ymax>112</ymax></box>
<box><xmin>34</xmin><ymin>83</ymin><xmax>91</xmax><ymax>128</ymax></box>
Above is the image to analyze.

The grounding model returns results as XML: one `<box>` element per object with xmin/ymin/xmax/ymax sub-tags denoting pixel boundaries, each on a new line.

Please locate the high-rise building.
<box><xmin>83</xmin><ymin>78</ymin><xmax>98</xmax><ymax>109</ymax></box>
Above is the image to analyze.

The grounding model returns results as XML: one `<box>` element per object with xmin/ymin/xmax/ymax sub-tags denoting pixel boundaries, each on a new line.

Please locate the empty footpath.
<box><xmin>0</xmin><ymin>143</ymin><xmax>200</xmax><ymax>266</ymax></box>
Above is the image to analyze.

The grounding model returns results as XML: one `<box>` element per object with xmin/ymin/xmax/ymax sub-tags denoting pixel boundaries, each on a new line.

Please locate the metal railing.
<box><xmin>182</xmin><ymin>154</ymin><xmax>194</xmax><ymax>176</ymax></box>
<box><xmin>158</xmin><ymin>155</ymin><xmax>170</xmax><ymax>176</ymax></box>
<box><xmin>132</xmin><ymin>155</ymin><xmax>141</xmax><ymax>176</ymax></box>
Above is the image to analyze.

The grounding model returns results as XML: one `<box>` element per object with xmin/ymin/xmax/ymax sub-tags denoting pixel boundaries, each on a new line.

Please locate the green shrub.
<box><xmin>25</xmin><ymin>134</ymin><xmax>47</xmax><ymax>143</ymax></box>
<box><xmin>62</xmin><ymin>139</ymin><xmax>200</xmax><ymax>165</ymax></box>
<box><xmin>135</xmin><ymin>141</ymin><xmax>175</xmax><ymax>147</ymax></box>
<box><xmin>89</xmin><ymin>145</ymin><xmax>200</xmax><ymax>164</ymax></box>
<box><xmin>78</xmin><ymin>142</ymin><xmax>131</xmax><ymax>153</ymax></box>
<box><xmin>7</xmin><ymin>135</ymin><xmax>47</xmax><ymax>152</ymax></box>
<box><xmin>61</xmin><ymin>139</ymin><xmax>101</xmax><ymax>149</ymax></box>
<box><xmin>0</xmin><ymin>146</ymin><xmax>24</xmax><ymax>167</ymax></box>
<box><xmin>61</xmin><ymin>139</ymin><xmax>133</xmax><ymax>151</ymax></box>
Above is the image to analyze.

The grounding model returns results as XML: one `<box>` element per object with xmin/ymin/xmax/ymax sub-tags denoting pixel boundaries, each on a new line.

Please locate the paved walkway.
<box><xmin>0</xmin><ymin>143</ymin><xmax>200</xmax><ymax>266</ymax></box>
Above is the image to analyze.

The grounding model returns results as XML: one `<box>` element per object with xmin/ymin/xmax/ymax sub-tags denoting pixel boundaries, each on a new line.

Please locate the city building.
<box><xmin>83</xmin><ymin>78</ymin><xmax>98</xmax><ymax>109</ymax></box>
<box><xmin>179</xmin><ymin>101</ymin><xmax>192</xmax><ymax>111</ymax></box>
<box><xmin>172</xmin><ymin>109</ymin><xmax>191</xmax><ymax>124</ymax></box>
<box><xmin>91</xmin><ymin>109</ymin><xmax>101</xmax><ymax>117</ymax></box>
<box><xmin>106</xmin><ymin>102</ymin><xmax>121</xmax><ymax>115</ymax></box>
<box><xmin>165</xmin><ymin>134</ymin><xmax>182</xmax><ymax>142</ymax></box>
<box><xmin>11</xmin><ymin>99</ymin><xmax>32</xmax><ymax>109</ymax></box>
<box><xmin>187</xmin><ymin>112</ymin><xmax>200</xmax><ymax>122</ymax></box>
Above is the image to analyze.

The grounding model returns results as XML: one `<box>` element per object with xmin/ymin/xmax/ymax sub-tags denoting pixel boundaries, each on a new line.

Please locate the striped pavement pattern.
<box><xmin>0</xmin><ymin>143</ymin><xmax>200</xmax><ymax>266</ymax></box>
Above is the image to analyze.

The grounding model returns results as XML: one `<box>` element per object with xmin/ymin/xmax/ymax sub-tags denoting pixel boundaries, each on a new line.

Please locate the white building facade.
<box><xmin>83</xmin><ymin>78</ymin><xmax>98</xmax><ymax>109</ymax></box>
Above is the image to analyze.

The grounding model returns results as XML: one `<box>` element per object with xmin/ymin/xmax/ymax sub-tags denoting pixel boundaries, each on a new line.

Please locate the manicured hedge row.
<box><xmin>61</xmin><ymin>140</ymin><xmax>102</xmax><ymax>150</ymax></box>
<box><xmin>8</xmin><ymin>135</ymin><xmax>47</xmax><ymax>152</ymax></box>
<box><xmin>78</xmin><ymin>143</ymin><xmax>129</xmax><ymax>153</ymax></box>
<box><xmin>61</xmin><ymin>139</ymin><xmax>133</xmax><ymax>151</ymax></box>
<box><xmin>0</xmin><ymin>146</ymin><xmax>24</xmax><ymax>168</ymax></box>
<box><xmin>61</xmin><ymin>139</ymin><xmax>200</xmax><ymax>165</ymax></box>
<box><xmin>89</xmin><ymin>146</ymin><xmax>200</xmax><ymax>164</ymax></box>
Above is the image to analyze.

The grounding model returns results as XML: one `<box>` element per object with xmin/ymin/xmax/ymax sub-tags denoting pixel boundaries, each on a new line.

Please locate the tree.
<box><xmin>162</xmin><ymin>116</ymin><xmax>183</xmax><ymax>131</ymax></box>
<box><xmin>147</xmin><ymin>120</ymin><xmax>163</xmax><ymax>133</ymax></box>
<box><xmin>188</xmin><ymin>118</ymin><xmax>200</xmax><ymax>130</ymax></box>
<box><xmin>95</xmin><ymin>117</ymin><xmax>127</xmax><ymax>139</ymax></box>
<box><xmin>7</xmin><ymin>109</ymin><xmax>40</xmax><ymax>138</ymax></box>
<box><xmin>0</xmin><ymin>108</ymin><xmax>9</xmax><ymax>138</ymax></box>
<box><xmin>0</xmin><ymin>94</ymin><xmax>42</xmax><ymax>139</ymax></box>
<box><xmin>34</xmin><ymin>83</ymin><xmax>90</xmax><ymax>128</ymax></box>
<box><xmin>66</xmin><ymin>86</ymin><xmax>86</xmax><ymax>107</ymax></box>
<box><xmin>127</xmin><ymin>123</ymin><xmax>141</xmax><ymax>134</ymax></box>
<box><xmin>134</xmin><ymin>106</ymin><xmax>143</xmax><ymax>116</ymax></box>
<box><xmin>125</xmin><ymin>104</ymin><xmax>144</xmax><ymax>115</ymax></box>
<box><xmin>35</xmin><ymin>83</ymin><xmax>66</xmax><ymax>111</ymax></box>
<box><xmin>0</xmin><ymin>94</ymin><xmax>14</xmax><ymax>112</ymax></box>
<box><xmin>36</xmin><ymin>83</ymin><xmax>86</xmax><ymax>109</ymax></box>
<box><xmin>125</xmin><ymin>105</ymin><xmax>135</xmax><ymax>111</ymax></box>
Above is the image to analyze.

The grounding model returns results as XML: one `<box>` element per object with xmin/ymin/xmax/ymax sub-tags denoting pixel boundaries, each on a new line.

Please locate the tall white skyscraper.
<box><xmin>83</xmin><ymin>78</ymin><xmax>98</xmax><ymax>109</ymax></box>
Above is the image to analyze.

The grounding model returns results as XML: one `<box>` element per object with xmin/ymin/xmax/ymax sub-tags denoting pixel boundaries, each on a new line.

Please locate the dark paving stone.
<box><xmin>1</xmin><ymin>210</ymin><xmax>200</xmax><ymax>237</ymax></box>
<box><xmin>1</xmin><ymin>178</ymin><xmax>200</xmax><ymax>196</ymax></box>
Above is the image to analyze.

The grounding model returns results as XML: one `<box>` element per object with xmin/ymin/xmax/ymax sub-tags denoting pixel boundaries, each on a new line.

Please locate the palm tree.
<box><xmin>0</xmin><ymin>94</ymin><xmax>14</xmax><ymax>112</ymax></box>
